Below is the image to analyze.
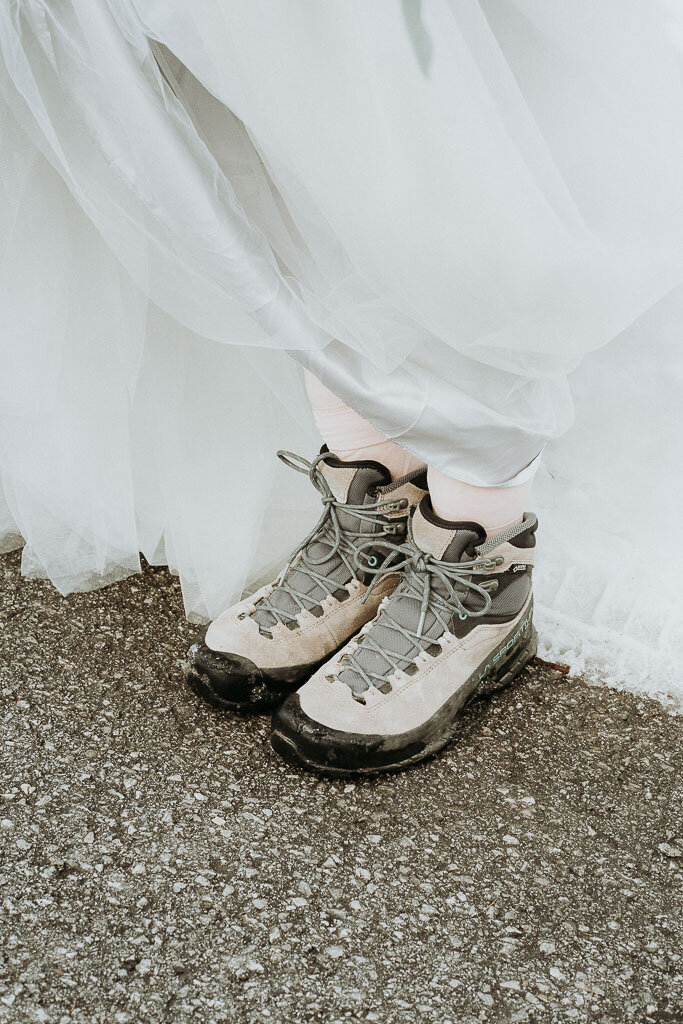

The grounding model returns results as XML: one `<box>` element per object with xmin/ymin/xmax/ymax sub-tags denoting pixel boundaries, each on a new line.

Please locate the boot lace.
<box><xmin>247</xmin><ymin>450</ymin><xmax>408</xmax><ymax>634</ymax></box>
<box><xmin>338</xmin><ymin>514</ymin><xmax>537</xmax><ymax>699</ymax></box>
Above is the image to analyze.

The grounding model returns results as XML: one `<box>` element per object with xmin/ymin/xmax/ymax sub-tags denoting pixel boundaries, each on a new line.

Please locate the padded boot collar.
<box><xmin>411</xmin><ymin>496</ymin><xmax>485</xmax><ymax>560</ymax></box>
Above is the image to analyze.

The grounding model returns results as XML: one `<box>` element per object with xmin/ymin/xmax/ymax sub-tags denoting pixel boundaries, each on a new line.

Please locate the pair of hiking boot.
<box><xmin>185</xmin><ymin>449</ymin><xmax>538</xmax><ymax>776</ymax></box>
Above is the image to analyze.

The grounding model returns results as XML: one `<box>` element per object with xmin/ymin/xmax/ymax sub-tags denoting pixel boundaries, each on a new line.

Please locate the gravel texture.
<box><xmin>0</xmin><ymin>549</ymin><xmax>681</xmax><ymax>1024</ymax></box>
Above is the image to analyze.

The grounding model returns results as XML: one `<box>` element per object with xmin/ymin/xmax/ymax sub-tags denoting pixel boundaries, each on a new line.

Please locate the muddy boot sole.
<box><xmin>270</xmin><ymin>624</ymin><xmax>538</xmax><ymax>776</ymax></box>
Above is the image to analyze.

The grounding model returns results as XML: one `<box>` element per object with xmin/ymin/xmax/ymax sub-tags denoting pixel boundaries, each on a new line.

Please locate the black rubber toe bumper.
<box><xmin>271</xmin><ymin>694</ymin><xmax>428</xmax><ymax>775</ymax></box>
<box><xmin>270</xmin><ymin>624</ymin><xmax>539</xmax><ymax>775</ymax></box>
<box><xmin>184</xmin><ymin>641</ymin><xmax>299</xmax><ymax>713</ymax></box>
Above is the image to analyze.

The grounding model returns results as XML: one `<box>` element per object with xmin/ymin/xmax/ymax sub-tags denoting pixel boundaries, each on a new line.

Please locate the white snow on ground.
<box><xmin>534</xmin><ymin>287</ymin><xmax>683</xmax><ymax>709</ymax></box>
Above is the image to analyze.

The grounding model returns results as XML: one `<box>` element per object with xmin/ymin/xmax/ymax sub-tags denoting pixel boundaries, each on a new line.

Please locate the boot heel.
<box><xmin>477</xmin><ymin>625</ymin><xmax>538</xmax><ymax>697</ymax></box>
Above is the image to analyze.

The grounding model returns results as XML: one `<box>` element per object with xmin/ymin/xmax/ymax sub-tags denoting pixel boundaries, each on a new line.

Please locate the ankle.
<box><xmin>427</xmin><ymin>468</ymin><xmax>531</xmax><ymax>538</ymax></box>
<box><xmin>305</xmin><ymin>370</ymin><xmax>424</xmax><ymax>481</ymax></box>
<box><xmin>332</xmin><ymin>440</ymin><xmax>424</xmax><ymax>481</ymax></box>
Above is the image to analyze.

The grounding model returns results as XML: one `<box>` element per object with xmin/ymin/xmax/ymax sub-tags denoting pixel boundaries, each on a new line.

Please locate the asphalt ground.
<box><xmin>1</xmin><ymin>550</ymin><xmax>681</xmax><ymax>1024</ymax></box>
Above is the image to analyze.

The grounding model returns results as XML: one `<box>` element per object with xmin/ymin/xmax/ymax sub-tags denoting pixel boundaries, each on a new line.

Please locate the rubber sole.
<box><xmin>184</xmin><ymin>664</ymin><xmax>284</xmax><ymax>714</ymax></box>
<box><xmin>270</xmin><ymin>621</ymin><xmax>538</xmax><ymax>776</ymax></box>
<box><xmin>183</xmin><ymin>636</ymin><xmax>352</xmax><ymax>715</ymax></box>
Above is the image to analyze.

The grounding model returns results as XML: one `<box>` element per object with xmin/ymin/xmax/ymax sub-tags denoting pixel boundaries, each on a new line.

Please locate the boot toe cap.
<box><xmin>270</xmin><ymin>693</ymin><xmax>407</xmax><ymax>775</ymax></box>
<box><xmin>185</xmin><ymin>640</ymin><xmax>276</xmax><ymax>710</ymax></box>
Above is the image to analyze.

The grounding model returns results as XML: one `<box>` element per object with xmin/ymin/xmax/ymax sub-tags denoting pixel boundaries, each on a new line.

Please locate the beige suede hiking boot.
<box><xmin>271</xmin><ymin>496</ymin><xmax>538</xmax><ymax>774</ymax></box>
<box><xmin>185</xmin><ymin>449</ymin><xmax>428</xmax><ymax>711</ymax></box>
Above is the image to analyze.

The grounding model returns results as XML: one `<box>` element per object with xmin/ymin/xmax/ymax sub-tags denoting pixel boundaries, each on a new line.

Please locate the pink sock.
<box><xmin>305</xmin><ymin>371</ymin><xmax>425</xmax><ymax>481</ymax></box>
<box><xmin>427</xmin><ymin>466</ymin><xmax>533</xmax><ymax>536</ymax></box>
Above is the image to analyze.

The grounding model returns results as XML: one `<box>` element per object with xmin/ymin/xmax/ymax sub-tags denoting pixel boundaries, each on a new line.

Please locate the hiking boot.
<box><xmin>271</xmin><ymin>496</ymin><xmax>538</xmax><ymax>773</ymax></box>
<box><xmin>185</xmin><ymin>449</ymin><xmax>428</xmax><ymax>712</ymax></box>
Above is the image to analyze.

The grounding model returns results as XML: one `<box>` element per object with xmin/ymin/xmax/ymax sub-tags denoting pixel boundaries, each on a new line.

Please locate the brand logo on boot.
<box><xmin>477</xmin><ymin>610</ymin><xmax>532</xmax><ymax>682</ymax></box>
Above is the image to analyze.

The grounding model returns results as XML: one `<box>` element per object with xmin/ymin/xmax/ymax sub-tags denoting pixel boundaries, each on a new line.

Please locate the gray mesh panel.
<box><xmin>338</xmin><ymin>585</ymin><xmax>443</xmax><ymax>687</ymax></box>
<box><xmin>490</xmin><ymin>573</ymin><xmax>531</xmax><ymax>615</ymax></box>
<box><xmin>336</xmin><ymin>523</ymin><xmax>533</xmax><ymax>695</ymax></box>
<box><xmin>252</xmin><ymin>464</ymin><xmax>386</xmax><ymax>628</ymax></box>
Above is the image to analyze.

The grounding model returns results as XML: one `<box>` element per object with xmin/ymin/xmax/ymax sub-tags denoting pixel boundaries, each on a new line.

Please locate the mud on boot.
<box><xmin>271</xmin><ymin>496</ymin><xmax>538</xmax><ymax>772</ymax></box>
<box><xmin>184</xmin><ymin>448</ymin><xmax>428</xmax><ymax>712</ymax></box>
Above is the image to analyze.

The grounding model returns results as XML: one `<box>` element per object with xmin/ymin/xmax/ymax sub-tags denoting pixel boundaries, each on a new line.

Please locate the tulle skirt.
<box><xmin>1</xmin><ymin>0</ymin><xmax>682</xmax><ymax>700</ymax></box>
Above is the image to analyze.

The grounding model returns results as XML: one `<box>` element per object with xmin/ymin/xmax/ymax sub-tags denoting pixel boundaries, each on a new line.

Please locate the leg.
<box><xmin>308</xmin><ymin>367</ymin><xmax>534</xmax><ymax>535</ymax></box>
<box><xmin>305</xmin><ymin>371</ymin><xmax>424</xmax><ymax>481</ymax></box>
<box><xmin>427</xmin><ymin>466</ymin><xmax>533</xmax><ymax>536</ymax></box>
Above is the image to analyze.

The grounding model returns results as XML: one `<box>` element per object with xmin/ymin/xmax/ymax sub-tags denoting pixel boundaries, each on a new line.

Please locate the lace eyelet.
<box><xmin>458</xmin><ymin>612</ymin><xmax>468</xmax><ymax>621</ymax></box>
<box><xmin>367</xmin><ymin>555</ymin><xmax>379</xmax><ymax>567</ymax></box>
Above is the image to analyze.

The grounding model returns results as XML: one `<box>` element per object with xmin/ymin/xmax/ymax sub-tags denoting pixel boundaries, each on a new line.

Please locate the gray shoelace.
<box><xmin>338</xmin><ymin>513</ymin><xmax>537</xmax><ymax>700</ymax></box>
<box><xmin>248</xmin><ymin>450</ymin><xmax>406</xmax><ymax>635</ymax></box>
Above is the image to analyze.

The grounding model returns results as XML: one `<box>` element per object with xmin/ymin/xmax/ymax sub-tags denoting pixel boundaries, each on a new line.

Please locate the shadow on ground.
<box><xmin>0</xmin><ymin>551</ymin><xmax>681</xmax><ymax>1024</ymax></box>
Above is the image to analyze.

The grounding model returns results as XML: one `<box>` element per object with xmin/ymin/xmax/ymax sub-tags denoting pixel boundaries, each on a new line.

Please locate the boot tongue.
<box><xmin>411</xmin><ymin>497</ymin><xmax>485</xmax><ymax>563</ymax></box>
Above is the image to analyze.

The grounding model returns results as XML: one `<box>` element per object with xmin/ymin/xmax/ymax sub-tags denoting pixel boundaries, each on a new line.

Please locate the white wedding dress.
<box><xmin>1</xmin><ymin>1</ymin><xmax>682</xmax><ymax>702</ymax></box>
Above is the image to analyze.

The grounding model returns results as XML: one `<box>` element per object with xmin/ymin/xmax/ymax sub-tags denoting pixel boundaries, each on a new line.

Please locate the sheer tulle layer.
<box><xmin>0</xmin><ymin>122</ymin><xmax>317</xmax><ymax>617</ymax></box>
<box><xmin>1</xmin><ymin>1</ymin><xmax>682</xmax><ymax>699</ymax></box>
<box><xmin>4</xmin><ymin>1</ymin><xmax>683</xmax><ymax>477</ymax></box>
